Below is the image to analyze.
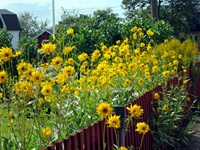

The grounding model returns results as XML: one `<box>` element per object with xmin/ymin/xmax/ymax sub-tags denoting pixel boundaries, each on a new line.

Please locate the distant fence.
<box><xmin>42</xmin><ymin>63</ymin><xmax>200</xmax><ymax>150</ymax></box>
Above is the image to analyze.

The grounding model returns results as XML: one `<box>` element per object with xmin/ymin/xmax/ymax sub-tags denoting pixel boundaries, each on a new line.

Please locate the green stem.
<box><xmin>139</xmin><ymin>134</ymin><xmax>144</xmax><ymax>150</ymax></box>
<box><xmin>114</xmin><ymin>128</ymin><xmax>119</xmax><ymax>147</ymax></box>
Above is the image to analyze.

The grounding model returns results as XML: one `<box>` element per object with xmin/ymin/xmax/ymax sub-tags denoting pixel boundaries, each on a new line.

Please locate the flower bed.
<box><xmin>0</xmin><ymin>26</ymin><xmax>199</xmax><ymax>149</ymax></box>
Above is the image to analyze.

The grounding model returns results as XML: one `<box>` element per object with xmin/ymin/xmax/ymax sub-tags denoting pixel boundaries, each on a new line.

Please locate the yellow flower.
<box><xmin>91</xmin><ymin>50</ymin><xmax>101</xmax><ymax>62</ymax></box>
<box><xmin>124</xmin><ymin>79</ymin><xmax>131</xmax><ymax>86</ymax></box>
<box><xmin>138</xmin><ymin>78</ymin><xmax>143</xmax><ymax>85</ymax></box>
<box><xmin>137</xmin><ymin>28</ymin><xmax>143</xmax><ymax>32</ymax></box>
<box><xmin>106</xmin><ymin>114</ymin><xmax>121</xmax><ymax>129</ymax></box>
<box><xmin>164</xmin><ymin>39</ymin><xmax>169</xmax><ymax>43</ymax></box>
<box><xmin>13</xmin><ymin>50</ymin><xmax>22</xmax><ymax>57</ymax></box>
<box><xmin>9</xmin><ymin>111</ymin><xmax>15</xmax><ymax>119</ymax></box>
<box><xmin>31</xmin><ymin>70</ymin><xmax>44</xmax><ymax>85</ymax></box>
<box><xmin>63</xmin><ymin>66</ymin><xmax>75</xmax><ymax>76</ymax></box>
<box><xmin>78</xmin><ymin>53</ymin><xmax>88</xmax><ymax>61</ymax></box>
<box><xmin>66</xmin><ymin>58</ymin><xmax>75</xmax><ymax>65</ymax></box>
<box><xmin>183</xmin><ymin>79</ymin><xmax>188</xmax><ymax>84</ymax></box>
<box><xmin>153</xmin><ymin>92</ymin><xmax>160</xmax><ymax>100</ymax></box>
<box><xmin>0</xmin><ymin>47</ymin><xmax>13</xmax><ymax>62</ymax></box>
<box><xmin>17</xmin><ymin>62</ymin><xmax>28</xmax><ymax>74</ymax></box>
<box><xmin>173</xmin><ymin>60</ymin><xmax>179</xmax><ymax>65</ymax></box>
<box><xmin>56</xmin><ymin>72</ymin><xmax>68</xmax><ymax>85</ymax></box>
<box><xmin>133</xmin><ymin>33</ymin><xmax>137</xmax><ymax>39</ymax></box>
<box><xmin>187</xmin><ymin>97</ymin><xmax>191</xmax><ymax>102</ymax></box>
<box><xmin>44</xmin><ymin>96</ymin><xmax>52</xmax><ymax>103</ymax></box>
<box><xmin>146</xmin><ymin>29</ymin><xmax>154</xmax><ymax>36</ymax></box>
<box><xmin>152</xmin><ymin>65</ymin><xmax>159</xmax><ymax>73</ymax></box>
<box><xmin>0</xmin><ymin>93</ymin><xmax>3</xmax><ymax>99</ymax></box>
<box><xmin>140</xmin><ymin>42</ymin><xmax>145</xmax><ymax>48</ymax></box>
<box><xmin>163</xmin><ymin>105</ymin><xmax>169</xmax><ymax>111</ymax></box>
<box><xmin>20</xmin><ymin>81</ymin><xmax>33</xmax><ymax>94</ymax></box>
<box><xmin>162</xmin><ymin>71</ymin><xmax>171</xmax><ymax>77</ymax></box>
<box><xmin>42</xmin><ymin>127</ymin><xmax>52</xmax><ymax>137</ymax></box>
<box><xmin>51</xmin><ymin>56</ymin><xmax>63</xmax><ymax>68</ymax></box>
<box><xmin>96</xmin><ymin>102</ymin><xmax>113</xmax><ymax>118</ymax></box>
<box><xmin>116</xmin><ymin>40</ymin><xmax>121</xmax><ymax>45</ymax></box>
<box><xmin>120</xmin><ymin>146</ymin><xmax>128</xmax><ymax>150</ymax></box>
<box><xmin>63</xmin><ymin>46</ymin><xmax>75</xmax><ymax>55</ymax></box>
<box><xmin>139</xmin><ymin>32</ymin><xmax>144</xmax><ymax>37</ymax></box>
<box><xmin>135</xmin><ymin>122</ymin><xmax>150</xmax><ymax>134</ymax></box>
<box><xmin>67</xmin><ymin>28</ymin><xmax>74</xmax><ymax>35</ymax></box>
<box><xmin>41</xmin><ymin>84</ymin><xmax>53</xmax><ymax>96</ymax></box>
<box><xmin>126</xmin><ymin>104</ymin><xmax>144</xmax><ymax>118</ymax></box>
<box><xmin>38</xmin><ymin>98</ymin><xmax>45</xmax><ymax>105</ymax></box>
<box><xmin>0</xmin><ymin>70</ymin><xmax>7</xmax><ymax>83</ymax></box>
<box><xmin>41</xmin><ymin>43</ymin><xmax>56</xmax><ymax>54</ymax></box>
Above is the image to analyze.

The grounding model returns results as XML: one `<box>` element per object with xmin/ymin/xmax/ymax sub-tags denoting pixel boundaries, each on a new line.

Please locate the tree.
<box><xmin>0</xmin><ymin>28</ymin><xmax>13</xmax><ymax>48</ymax></box>
<box><xmin>56</xmin><ymin>8</ymin><xmax>122</xmax><ymax>54</ymax></box>
<box><xmin>18</xmin><ymin>11</ymin><xmax>49</xmax><ymax>38</ymax></box>
<box><xmin>121</xmin><ymin>0</ymin><xmax>200</xmax><ymax>35</ymax></box>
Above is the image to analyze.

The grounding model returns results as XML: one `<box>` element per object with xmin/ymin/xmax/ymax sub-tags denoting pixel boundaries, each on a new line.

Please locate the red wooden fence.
<box><xmin>42</xmin><ymin>64</ymin><xmax>200</xmax><ymax>150</ymax></box>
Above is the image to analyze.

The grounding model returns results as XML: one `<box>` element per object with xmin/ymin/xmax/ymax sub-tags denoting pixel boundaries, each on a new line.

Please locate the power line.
<box><xmin>15</xmin><ymin>5</ymin><xmax>123</xmax><ymax>14</ymax></box>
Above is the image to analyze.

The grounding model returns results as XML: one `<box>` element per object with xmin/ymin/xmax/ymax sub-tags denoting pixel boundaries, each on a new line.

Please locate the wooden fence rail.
<box><xmin>42</xmin><ymin>64</ymin><xmax>200</xmax><ymax>150</ymax></box>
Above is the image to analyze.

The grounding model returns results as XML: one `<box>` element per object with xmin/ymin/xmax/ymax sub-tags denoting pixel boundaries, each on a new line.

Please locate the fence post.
<box><xmin>114</xmin><ymin>106</ymin><xmax>126</xmax><ymax>147</ymax></box>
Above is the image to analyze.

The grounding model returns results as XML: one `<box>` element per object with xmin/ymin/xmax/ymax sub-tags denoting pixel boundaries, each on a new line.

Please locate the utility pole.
<box><xmin>151</xmin><ymin>0</ymin><xmax>158</xmax><ymax>20</ymax></box>
<box><xmin>52</xmin><ymin>0</ymin><xmax>55</xmax><ymax>34</ymax></box>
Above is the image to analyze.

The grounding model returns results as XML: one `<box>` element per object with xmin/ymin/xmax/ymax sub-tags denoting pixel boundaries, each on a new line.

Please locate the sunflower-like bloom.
<box><xmin>124</xmin><ymin>79</ymin><xmax>131</xmax><ymax>86</ymax></box>
<box><xmin>135</xmin><ymin>122</ymin><xmax>150</xmax><ymax>134</ymax></box>
<box><xmin>146</xmin><ymin>29</ymin><xmax>154</xmax><ymax>36</ymax></box>
<box><xmin>66</xmin><ymin>58</ymin><xmax>75</xmax><ymax>65</ymax></box>
<box><xmin>67</xmin><ymin>28</ymin><xmax>74</xmax><ymax>35</ymax></box>
<box><xmin>51</xmin><ymin>56</ymin><xmax>63</xmax><ymax>68</ymax></box>
<box><xmin>41</xmin><ymin>43</ymin><xmax>56</xmax><ymax>54</ymax></box>
<box><xmin>153</xmin><ymin>92</ymin><xmax>160</xmax><ymax>100</ymax></box>
<box><xmin>106</xmin><ymin>114</ymin><xmax>121</xmax><ymax>129</ymax></box>
<box><xmin>120</xmin><ymin>146</ymin><xmax>128</xmax><ymax>150</ymax></box>
<box><xmin>56</xmin><ymin>72</ymin><xmax>68</xmax><ymax>85</ymax></box>
<box><xmin>42</xmin><ymin>127</ymin><xmax>52</xmax><ymax>137</ymax></box>
<box><xmin>163</xmin><ymin>105</ymin><xmax>169</xmax><ymax>111</ymax></box>
<box><xmin>41</xmin><ymin>84</ymin><xmax>53</xmax><ymax>96</ymax></box>
<box><xmin>0</xmin><ymin>47</ymin><xmax>13</xmax><ymax>62</ymax></box>
<box><xmin>78</xmin><ymin>53</ymin><xmax>88</xmax><ymax>61</ymax></box>
<box><xmin>0</xmin><ymin>70</ymin><xmax>7</xmax><ymax>83</ymax></box>
<box><xmin>31</xmin><ymin>70</ymin><xmax>44</xmax><ymax>85</ymax></box>
<box><xmin>162</xmin><ymin>70</ymin><xmax>171</xmax><ymax>77</ymax></box>
<box><xmin>96</xmin><ymin>102</ymin><xmax>113</xmax><ymax>118</ymax></box>
<box><xmin>0</xmin><ymin>93</ymin><xmax>3</xmax><ymax>99</ymax></box>
<box><xmin>63</xmin><ymin>66</ymin><xmax>75</xmax><ymax>76</ymax></box>
<box><xmin>152</xmin><ymin>65</ymin><xmax>159</xmax><ymax>73</ymax></box>
<box><xmin>63</xmin><ymin>46</ymin><xmax>75</xmax><ymax>55</ymax></box>
<box><xmin>126</xmin><ymin>104</ymin><xmax>144</xmax><ymax>118</ymax></box>
<box><xmin>17</xmin><ymin>62</ymin><xmax>28</xmax><ymax>74</ymax></box>
<box><xmin>91</xmin><ymin>50</ymin><xmax>101</xmax><ymax>62</ymax></box>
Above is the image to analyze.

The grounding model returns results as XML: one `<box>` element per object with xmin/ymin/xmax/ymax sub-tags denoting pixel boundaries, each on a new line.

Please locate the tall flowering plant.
<box><xmin>96</xmin><ymin>101</ymin><xmax>150</xmax><ymax>150</ymax></box>
<box><xmin>0</xmin><ymin>23</ymin><xmax>198</xmax><ymax>149</ymax></box>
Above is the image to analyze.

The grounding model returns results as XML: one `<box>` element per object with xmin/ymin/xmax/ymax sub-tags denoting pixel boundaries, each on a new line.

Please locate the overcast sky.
<box><xmin>1</xmin><ymin>0</ymin><xmax>125</xmax><ymax>27</ymax></box>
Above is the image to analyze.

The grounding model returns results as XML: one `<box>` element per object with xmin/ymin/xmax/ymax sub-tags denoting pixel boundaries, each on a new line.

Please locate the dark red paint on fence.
<box><xmin>41</xmin><ymin>63</ymin><xmax>200</xmax><ymax>150</ymax></box>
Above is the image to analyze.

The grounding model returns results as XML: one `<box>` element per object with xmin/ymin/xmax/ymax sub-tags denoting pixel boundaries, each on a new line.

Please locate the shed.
<box><xmin>0</xmin><ymin>9</ymin><xmax>21</xmax><ymax>49</ymax></box>
<box><xmin>36</xmin><ymin>29</ymin><xmax>53</xmax><ymax>48</ymax></box>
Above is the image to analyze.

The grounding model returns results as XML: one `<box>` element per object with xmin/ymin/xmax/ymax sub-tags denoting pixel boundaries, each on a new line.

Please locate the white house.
<box><xmin>0</xmin><ymin>9</ymin><xmax>21</xmax><ymax>49</ymax></box>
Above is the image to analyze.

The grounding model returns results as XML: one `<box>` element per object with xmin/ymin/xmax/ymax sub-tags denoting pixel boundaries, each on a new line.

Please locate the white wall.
<box><xmin>8</xmin><ymin>30</ymin><xmax>20</xmax><ymax>49</ymax></box>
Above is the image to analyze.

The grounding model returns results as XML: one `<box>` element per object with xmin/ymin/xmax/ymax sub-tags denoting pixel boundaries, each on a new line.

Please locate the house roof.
<box><xmin>36</xmin><ymin>29</ymin><xmax>53</xmax><ymax>38</ymax></box>
<box><xmin>0</xmin><ymin>9</ymin><xmax>21</xmax><ymax>30</ymax></box>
